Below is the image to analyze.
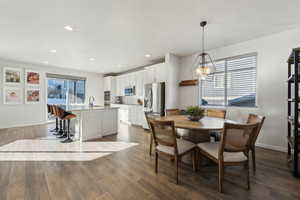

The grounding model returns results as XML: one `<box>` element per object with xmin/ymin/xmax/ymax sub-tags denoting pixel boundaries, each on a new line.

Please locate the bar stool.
<box><xmin>55</xmin><ymin>106</ymin><xmax>66</xmax><ymax>137</ymax></box>
<box><xmin>60</xmin><ymin>111</ymin><xmax>77</xmax><ymax>143</ymax></box>
<box><xmin>48</xmin><ymin>105</ymin><xmax>59</xmax><ymax>133</ymax></box>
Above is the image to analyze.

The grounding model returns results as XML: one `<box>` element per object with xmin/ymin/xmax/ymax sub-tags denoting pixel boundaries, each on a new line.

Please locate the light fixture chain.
<box><xmin>202</xmin><ymin>24</ymin><xmax>205</xmax><ymax>54</ymax></box>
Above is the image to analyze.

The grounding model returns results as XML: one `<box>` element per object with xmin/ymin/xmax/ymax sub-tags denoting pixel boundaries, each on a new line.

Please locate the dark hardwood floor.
<box><xmin>0</xmin><ymin>122</ymin><xmax>300</xmax><ymax>200</ymax></box>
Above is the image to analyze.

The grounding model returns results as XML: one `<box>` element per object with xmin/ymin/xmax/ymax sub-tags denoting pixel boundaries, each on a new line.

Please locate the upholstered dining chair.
<box><xmin>144</xmin><ymin>111</ymin><xmax>155</xmax><ymax>156</ymax></box>
<box><xmin>247</xmin><ymin>114</ymin><xmax>265</xmax><ymax>172</ymax></box>
<box><xmin>206</xmin><ymin>109</ymin><xmax>227</xmax><ymax>119</ymax></box>
<box><xmin>206</xmin><ymin>109</ymin><xmax>226</xmax><ymax>141</ymax></box>
<box><xmin>197</xmin><ymin>122</ymin><xmax>259</xmax><ymax>192</ymax></box>
<box><xmin>166</xmin><ymin>109</ymin><xmax>181</xmax><ymax>116</ymax></box>
<box><xmin>166</xmin><ymin>108</ymin><xmax>188</xmax><ymax>138</ymax></box>
<box><xmin>149</xmin><ymin>120</ymin><xmax>196</xmax><ymax>184</ymax></box>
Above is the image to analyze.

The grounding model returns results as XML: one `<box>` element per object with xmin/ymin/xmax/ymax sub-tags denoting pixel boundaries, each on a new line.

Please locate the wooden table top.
<box><xmin>153</xmin><ymin>115</ymin><xmax>237</xmax><ymax>131</ymax></box>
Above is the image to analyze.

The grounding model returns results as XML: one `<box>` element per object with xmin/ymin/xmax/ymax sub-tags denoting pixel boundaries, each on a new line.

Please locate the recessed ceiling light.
<box><xmin>145</xmin><ymin>54</ymin><xmax>151</xmax><ymax>58</ymax></box>
<box><xmin>117</xmin><ymin>64</ymin><xmax>122</xmax><ymax>68</ymax></box>
<box><xmin>89</xmin><ymin>58</ymin><xmax>95</xmax><ymax>61</ymax></box>
<box><xmin>43</xmin><ymin>61</ymin><xmax>49</xmax><ymax>64</ymax></box>
<box><xmin>64</xmin><ymin>25</ymin><xmax>73</xmax><ymax>31</ymax></box>
<box><xmin>50</xmin><ymin>49</ymin><xmax>57</xmax><ymax>53</ymax></box>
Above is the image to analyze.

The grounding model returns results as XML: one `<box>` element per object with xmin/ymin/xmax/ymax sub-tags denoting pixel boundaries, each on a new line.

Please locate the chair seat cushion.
<box><xmin>197</xmin><ymin>142</ymin><xmax>247</xmax><ymax>162</ymax></box>
<box><xmin>156</xmin><ymin>139</ymin><xmax>195</xmax><ymax>155</ymax></box>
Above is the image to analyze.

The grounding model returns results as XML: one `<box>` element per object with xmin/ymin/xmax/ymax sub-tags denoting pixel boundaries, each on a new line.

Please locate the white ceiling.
<box><xmin>0</xmin><ymin>0</ymin><xmax>300</xmax><ymax>73</ymax></box>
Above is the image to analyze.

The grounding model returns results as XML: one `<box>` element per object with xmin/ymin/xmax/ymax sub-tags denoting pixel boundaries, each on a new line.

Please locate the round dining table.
<box><xmin>153</xmin><ymin>115</ymin><xmax>238</xmax><ymax>164</ymax></box>
<box><xmin>153</xmin><ymin>115</ymin><xmax>237</xmax><ymax>143</ymax></box>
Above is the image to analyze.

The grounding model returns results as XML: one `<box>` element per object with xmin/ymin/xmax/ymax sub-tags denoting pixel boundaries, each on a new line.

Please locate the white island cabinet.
<box><xmin>65</xmin><ymin>106</ymin><xmax>119</xmax><ymax>142</ymax></box>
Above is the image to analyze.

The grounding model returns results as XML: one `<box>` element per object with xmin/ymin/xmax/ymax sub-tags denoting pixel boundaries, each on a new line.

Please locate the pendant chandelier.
<box><xmin>195</xmin><ymin>21</ymin><xmax>216</xmax><ymax>80</ymax></box>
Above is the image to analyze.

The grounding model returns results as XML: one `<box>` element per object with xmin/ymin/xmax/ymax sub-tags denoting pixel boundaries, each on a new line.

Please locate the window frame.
<box><xmin>199</xmin><ymin>52</ymin><xmax>258</xmax><ymax>108</ymax></box>
<box><xmin>46</xmin><ymin>75</ymin><xmax>87</xmax><ymax>106</ymax></box>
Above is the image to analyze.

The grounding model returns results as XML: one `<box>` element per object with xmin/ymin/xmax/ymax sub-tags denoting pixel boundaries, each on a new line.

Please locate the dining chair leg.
<box><xmin>192</xmin><ymin>150</ymin><xmax>196</xmax><ymax>172</ymax></box>
<box><xmin>252</xmin><ymin>148</ymin><xmax>256</xmax><ymax>172</ymax></box>
<box><xmin>246</xmin><ymin>160</ymin><xmax>250</xmax><ymax>190</ymax></box>
<box><xmin>149</xmin><ymin>135</ymin><xmax>153</xmax><ymax>156</ymax></box>
<box><xmin>175</xmin><ymin>156</ymin><xmax>179</xmax><ymax>184</ymax></box>
<box><xmin>218</xmin><ymin>163</ymin><xmax>224</xmax><ymax>193</ymax></box>
<box><xmin>155</xmin><ymin>152</ymin><xmax>158</xmax><ymax>174</ymax></box>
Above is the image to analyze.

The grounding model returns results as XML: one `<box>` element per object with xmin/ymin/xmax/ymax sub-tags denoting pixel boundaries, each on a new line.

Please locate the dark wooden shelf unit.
<box><xmin>287</xmin><ymin>47</ymin><xmax>300</xmax><ymax>177</ymax></box>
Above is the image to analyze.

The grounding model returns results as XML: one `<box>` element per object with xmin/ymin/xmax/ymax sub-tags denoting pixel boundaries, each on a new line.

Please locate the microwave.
<box><xmin>124</xmin><ymin>86</ymin><xmax>135</xmax><ymax>96</ymax></box>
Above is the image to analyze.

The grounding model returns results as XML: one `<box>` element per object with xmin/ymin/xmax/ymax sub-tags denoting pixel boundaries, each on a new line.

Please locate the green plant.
<box><xmin>186</xmin><ymin>106</ymin><xmax>205</xmax><ymax>117</ymax></box>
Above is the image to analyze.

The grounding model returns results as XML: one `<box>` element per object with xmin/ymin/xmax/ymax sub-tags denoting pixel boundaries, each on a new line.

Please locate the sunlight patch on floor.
<box><xmin>0</xmin><ymin>139</ymin><xmax>138</xmax><ymax>152</ymax></box>
<box><xmin>0</xmin><ymin>152</ymin><xmax>110</xmax><ymax>161</ymax></box>
<box><xmin>0</xmin><ymin>138</ymin><xmax>138</xmax><ymax>161</ymax></box>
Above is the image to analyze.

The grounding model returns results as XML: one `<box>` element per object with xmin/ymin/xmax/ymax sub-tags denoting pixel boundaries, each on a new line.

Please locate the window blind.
<box><xmin>200</xmin><ymin>53</ymin><xmax>257</xmax><ymax>107</ymax></box>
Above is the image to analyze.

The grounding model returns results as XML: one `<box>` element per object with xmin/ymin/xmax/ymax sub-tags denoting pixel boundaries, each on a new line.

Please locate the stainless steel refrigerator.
<box><xmin>143</xmin><ymin>82</ymin><xmax>165</xmax><ymax>116</ymax></box>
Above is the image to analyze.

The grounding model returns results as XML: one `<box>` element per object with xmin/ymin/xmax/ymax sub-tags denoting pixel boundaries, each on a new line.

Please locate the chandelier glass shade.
<box><xmin>195</xmin><ymin>21</ymin><xmax>216</xmax><ymax>80</ymax></box>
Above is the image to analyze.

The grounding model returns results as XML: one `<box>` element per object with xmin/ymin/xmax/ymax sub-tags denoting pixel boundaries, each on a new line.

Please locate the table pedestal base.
<box><xmin>181</xmin><ymin>129</ymin><xmax>210</xmax><ymax>164</ymax></box>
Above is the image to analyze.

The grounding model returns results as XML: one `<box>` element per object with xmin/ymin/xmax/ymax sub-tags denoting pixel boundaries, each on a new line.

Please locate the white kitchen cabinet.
<box><xmin>104</xmin><ymin>76</ymin><xmax>116</xmax><ymax>96</ymax></box>
<box><xmin>136</xmin><ymin>70</ymin><xmax>144</xmax><ymax>97</ymax></box>
<box><xmin>115</xmin><ymin>76</ymin><xmax>120</xmax><ymax>96</ymax></box>
<box><xmin>128</xmin><ymin>105</ymin><xmax>144</xmax><ymax>126</ymax></box>
<box><xmin>116</xmin><ymin>104</ymin><xmax>130</xmax><ymax>124</ymax></box>
<box><xmin>102</xmin><ymin>109</ymin><xmax>118</xmax><ymax>136</ymax></box>
<box><xmin>104</xmin><ymin>77</ymin><xmax>110</xmax><ymax>91</ymax></box>
<box><xmin>128</xmin><ymin>106</ymin><xmax>136</xmax><ymax>124</ymax></box>
<box><xmin>136</xmin><ymin>106</ymin><xmax>144</xmax><ymax>126</ymax></box>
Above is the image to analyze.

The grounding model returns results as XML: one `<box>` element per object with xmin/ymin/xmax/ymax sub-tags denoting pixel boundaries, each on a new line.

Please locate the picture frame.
<box><xmin>3</xmin><ymin>67</ymin><xmax>22</xmax><ymax>85</ymax></box>
<box><xmin>3</xmin><ymin>87</ymin><xmax>23</xmax><ymax>104</ymax></box>
<box><xmin>25</xmin><ymin>69</ymin><xmax>40</xmax><ymax>87</ymax></box>
<box><xmin>25</xmin><ymin>88</ymin><xmax>40</xmax><ymax>104</ymax></box>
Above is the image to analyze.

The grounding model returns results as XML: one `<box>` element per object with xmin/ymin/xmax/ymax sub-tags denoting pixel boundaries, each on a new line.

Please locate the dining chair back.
<box><xmin>207</xmin><ymin>109</ymin><xmax>226</xmax><ymax>119</ymax></box>
<box><xmin>246</xmin><ymin>114</ymin><xmax>265</xmax><ymax>171</ymax></box>
<box><xmin>150</xmin><ymin>119</ymin><xmax>196</xmax><ymax>184</ymax></box>
<box><xmin>150</xmin><ymin>120</ymin><xmax>177</xmax><ymax>150</ymax></box>
<box><xmin>247</xmin><ymin>114</ymin><xmax>265</xmax><ymax>147</ymax></box>
<box><xmin>166</xmin><ymin>109</ymin><xmax>181</xmax><ymax>116</ymax></box>
<box><xmin>220</xmin><ymin>122</ymin><xmax>258</xmax><ymax>155</ymax></box>
<box><xmin>206</xmin><ymin>109</ymin><xmax>226</xmax><ymax>141</ymax></box>
<box><xmin>144</xmin><ymin>111</ymin><xmax>156</xmax><ymax>156</ymax></box>
<box><xmin>198</xmin><ymin>122</ymin><xmax>259</xmax><ymax>192</ymax></box>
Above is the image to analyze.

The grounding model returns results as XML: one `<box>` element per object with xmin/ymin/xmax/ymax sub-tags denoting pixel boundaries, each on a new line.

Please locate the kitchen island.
<box><xmin>64</xmin><ymin>105</ymin><xmax>119</xmax><ymax>142</ymax></box>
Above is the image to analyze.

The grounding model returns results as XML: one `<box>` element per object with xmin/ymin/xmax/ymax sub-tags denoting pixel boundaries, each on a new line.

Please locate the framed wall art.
<box><xmin>3</xmin><ymin>67</ymin><xmax>22</xmax><ymax>85</ymax></box>
<box><xmin>25</xmin><ymin>70</ymin><xmax>40</xmax><ymax>87</ymax></box>
<box><xmin>25</xmin><ymin>88</ymin><xmax>40</xmax><ymax>104</ymax></box>
<box><xmin>3</xmin><ymin>87</ymin><xmax>23</xmax><ymax>104</ymax></box>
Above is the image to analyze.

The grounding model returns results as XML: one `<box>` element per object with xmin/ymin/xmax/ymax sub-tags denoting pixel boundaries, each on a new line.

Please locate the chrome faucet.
<box><xmin>89</xmin><ymin>96</ymin><xmax>95</xmax><ymax>107</ymax></box>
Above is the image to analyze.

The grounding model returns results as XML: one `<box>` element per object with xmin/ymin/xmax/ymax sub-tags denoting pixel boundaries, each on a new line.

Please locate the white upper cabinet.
<box><xmin>104</xmin><ymin>76</ymin><xmax>116</xmax><ymax>94</ymax></box>
<box><xmin>113</xmin><ymin>61</ymin><xmax>170</xmax><ymax>97</ymax></box>
<box><xmin>104</xmin><ymin>76</ymin><xmax>111</xmax><ymax>91</ymax></box>
<box><xmin>136</xmin><ymin>70</ymin><xmax>144</xmax><ymax>97</ymax></box>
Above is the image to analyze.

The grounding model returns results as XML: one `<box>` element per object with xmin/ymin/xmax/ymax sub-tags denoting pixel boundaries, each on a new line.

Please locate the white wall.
<box><xmin>179</xmin><ymin>27</ymin><xmax>300</xmax><ymax>152</ymax></box>
<box><xmin>0</xmin><ymin>58</ymin><xmax>104</xmax><ymax>129</ymax></box>
<box><xmin>165</xmin><ymin>53</ymin><xmax>180</xmax><ymax>109</ymax></box>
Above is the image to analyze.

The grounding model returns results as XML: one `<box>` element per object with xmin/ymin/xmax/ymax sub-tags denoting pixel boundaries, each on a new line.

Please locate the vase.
<box><xmin>188</xmin><ymin>115</ymin><xmax>203</xmax><ymax>121</ymax></box>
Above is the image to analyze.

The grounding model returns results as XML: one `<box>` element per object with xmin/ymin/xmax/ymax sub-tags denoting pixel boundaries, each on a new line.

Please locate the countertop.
<box><xmin>111</xmin><ymin>103</ymin><xmax>143</xmax><ymax>106</ymax></box>
<box><xmin>60</xmin><ymin>105</ymin><xmax>119</xmax><ymax>112</ymax></box>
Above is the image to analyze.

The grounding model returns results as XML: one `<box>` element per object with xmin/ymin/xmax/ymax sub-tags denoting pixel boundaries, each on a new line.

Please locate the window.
<box><xmin>214</xmin><ymin>73</ymin><xmax>231</xmax><ymax>89</ymax></box>
<box><xmin>47</xmin><ymin>74</ymin><xmax>86</xmax><ymax>105</ymax></box>
<box><xmin>200</xmin><ymin>53</ymin><xmax>257</xmax><ymax>107</ymax></box>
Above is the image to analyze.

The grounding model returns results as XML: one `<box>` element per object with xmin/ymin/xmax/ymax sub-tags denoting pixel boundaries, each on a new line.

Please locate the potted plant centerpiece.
<box><xmin>186</xmin><ymin>106</ymin><xmax>205</xmax><ymax>121</ymax></box>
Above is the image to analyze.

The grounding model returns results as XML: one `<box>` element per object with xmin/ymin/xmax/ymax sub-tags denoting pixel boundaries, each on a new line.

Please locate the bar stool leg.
<box><xmin>62</xmin><ymin>119</ymin><xmax>73</xmax><ymax>143</ymax></box>
<box><xmin>58</xmin><ymin>119</ymin><xmax>64</xmax><ymax>134</ymax></box>
<box><xmin>52</xmin><ymin>118</ymin><xmax>60</xmax><ymax>135</ymax></box>
<box><xmin>58</xmin><ymin>120</ymin><xmax>67</xmax><ymax>138</ymax></box>
<box><xmin>50</xmin><ymin>118</ymin><xmax>59</xmax><ymax>132</ymax></box>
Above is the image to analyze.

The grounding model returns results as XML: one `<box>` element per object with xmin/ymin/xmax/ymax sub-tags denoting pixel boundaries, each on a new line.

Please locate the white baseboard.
<box><xmin>0</xmin><ymin>121</ymin><xmax>48</xmax><ymax>129</ymax></box>
<box><xmin>256</xmin><ymin>143</ymin><xmax>287</xmax><ymax>152</ymax></box>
